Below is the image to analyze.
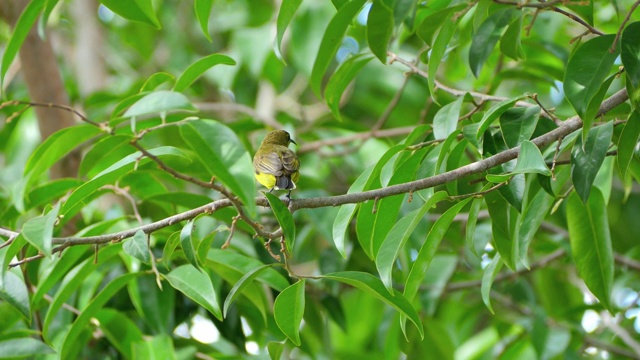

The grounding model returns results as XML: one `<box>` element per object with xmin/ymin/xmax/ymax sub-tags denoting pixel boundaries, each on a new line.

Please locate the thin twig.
<box><xmin>611</xmin><ymin>0</ymin><xmax>640</xmax><ymax>53</ymax></box>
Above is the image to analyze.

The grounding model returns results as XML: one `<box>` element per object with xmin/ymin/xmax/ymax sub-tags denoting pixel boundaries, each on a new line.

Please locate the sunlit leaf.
<box><xmin>325</xmin><ymin>54</ymin><xmax>374</xmax><ymax>121</ymax></box>
<box><xmin>123</xmin><ymin>230</ymin><xmax>150</xmax><ymax>264</ymax></box>
<box><xmin>21</xmin><ymin>202</ymin><xmax>59</xmax><ymax>257</ymax></box>
<box><xmin>99</xmin><ymin>0</ymin><xmax>161</xmax><ymax>29</ymax></box>
<box><xmin>123</xmin><ymin>90</ymin><xmax>196</xmax><ymax>118</ymax></box>
<box><xmin>173</xmin><ymin>54</ymin><xmax>236</xmax><ymax>92</ymax></box>
<box><xmin>265</xmin><ymin>193</ymin><xmax>296</xmax><ymax>254</ymax></box>
<box><xmin>180</xmin><ymin>220</ymin><xmax>200</xmax><ymax>270</ymax></box>
<box><xmin>274</xmin><ymin>0</ymin><xmax>303</xmax><ymax>63</ymax></box>
<box><xmin>433</xmin><ymin>96</ymin><xmax>464</xmax><ymax>140</ymax></box>
<box><xmin>499</xmin><ymin>106</ymin><xmax>540</xmax><ymax>148</ymax></box>
<box><xmin>194</xmin><ymin>0</ymin><xmax>214</xmax><ymax>42</ymax></box>
<box><xmin>481</xmin><ymin>254</ymin><xmax>503</xmax><ymax>314</ymax></box>
<box><xmin>165</xmin><ymin>264</ymin><xmax>222</xmax><ymax>320</ymax></box>
<box><xmin>310</xmin><ymin>0</ymin><xmax>368</xmax><ymax>96</ymax></box>
<box><xmin>0</xmin><ymin>271</ymin><xmax>30</xmax><ymax>322</ymax></box>
<box><xmin>224</xmin><ymin>264</ymin><xmax>281</xmax><ymax>318</ymax></box>
<box><xmin>0</xmin><ymin>338</ymin><xmax>54</xmax><ymax>359</ymax></box>
<box><xmin>274</xmin><ymin>280</ymin><xmax>306</xmax><ymax>346</ymax></box>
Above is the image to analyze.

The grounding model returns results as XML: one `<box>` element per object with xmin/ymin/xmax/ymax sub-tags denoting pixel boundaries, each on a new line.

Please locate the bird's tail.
<box><xmin>275</xmin><ymin>176</ymin><xmax>296</xmax><ymax>190</ymax></box>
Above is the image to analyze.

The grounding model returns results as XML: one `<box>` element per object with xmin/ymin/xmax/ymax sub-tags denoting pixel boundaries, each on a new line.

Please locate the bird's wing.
<box><xmin>254</xmin><ymin>151</ymin><xmax>284</xmax><ymax>176</ymax></box>
<box><xmin>281</xmin><ymin>149</ymin><xmax>300</xmax><ymax>174</ymax></box>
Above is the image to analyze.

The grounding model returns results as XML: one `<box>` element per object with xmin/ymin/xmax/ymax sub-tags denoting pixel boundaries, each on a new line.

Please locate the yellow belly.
<box><xmin>255</xmin><ymin>173</ymin><xmax>277</xmax><ymax>189</ymax></box>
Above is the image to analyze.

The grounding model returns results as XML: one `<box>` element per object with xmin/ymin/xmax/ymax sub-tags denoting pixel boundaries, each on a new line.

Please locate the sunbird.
<box><xmin>253</xmin><ymin>130</ymin><xmax>300</xmax><ymax>198</ymax></box>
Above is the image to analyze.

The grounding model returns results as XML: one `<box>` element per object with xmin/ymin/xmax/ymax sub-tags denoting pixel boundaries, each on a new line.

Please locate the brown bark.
<box><xmin>1</xmin><ymin>0</ymin><xmax>80</xmax><ymax>179</ymax></box>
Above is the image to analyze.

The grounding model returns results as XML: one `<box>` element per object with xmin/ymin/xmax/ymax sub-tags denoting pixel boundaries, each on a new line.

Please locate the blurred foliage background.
<box><xmin>1</xmin><ymin>0</ymin><xmax>640</xmax><ymax>359</ymax></box>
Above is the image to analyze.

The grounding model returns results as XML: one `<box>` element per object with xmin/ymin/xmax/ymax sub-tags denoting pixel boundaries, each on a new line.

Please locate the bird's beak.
<box><xmin>290</xmin><ymin>139</ymin><xmax>297</xmax><ymax>145</ymax></box>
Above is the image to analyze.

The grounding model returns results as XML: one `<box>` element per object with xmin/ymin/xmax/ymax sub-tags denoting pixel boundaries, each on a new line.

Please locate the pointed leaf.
<box><xmin>60</xmin><ymin>273</ymin><xmax>141</xmax><ymax>359</ymax></box>
<box><xmin>376</xmin><ymin>191</ymin><xmax>449</xmax><ymax>292</ymax></box>
<box><xmin>0</xmin><ymin>339</ymin><xmax>54</xmax><ymax>358</ymax></box>
<box><xmin>310</xmin><ymin>0</ymin><xmax>368</xmax><ymax>97</ymax></box>
<box><xmin>428</xmin><ymin>9</ymin><xmax>462</xmax><ymax>100</ymax></box>
<box><xmin>500</xmin><ymin>14</ymin><xmax>524</xmax><ymax>60</ymax></box>
<box><xmin>325</xmin><ymin>54</ymin><xmax>374</xmax><ymax>121</ymax></box>
<box><xmin>499</xmin><ymin>106</ymin><xmax>540</xmax><ymax>148</ymax></box>
<box><xmin>323</xmin><ymin>271</ymin><xmax>424</xmax><ymax>338</ymax></box>
<box><xmin>21</xmin><ymin>202</ymin><xmax>59</xmax><ymax>257</ymax></box>
<box><xmin>469</xmin><ymin>8</ymin><xmax>515</xmax><ymax>77</ymax></box>
<box><xmin>194</xmin><ymin>0</ymin><xmax>214</xmax><ymax>42</ymax></box>
<box><xmin>123</xmin><ymin>90</ymin><xmax>196</xmax><ymax>118</ymax></box>
<box><xmin>476</xmin><ymin>95</ymin><xmax>529</xmax><ymax>139</ymax></box>
<box><xmin>617</xmin><ymin>111</ymin><xmax>640</xmax><ymax>179</ymax></box>
<box><xmin>180</xmin><ymin>120</ymin><xmax>257</xmax><ymax>217</ymax></box>
<box><xmin>332</xmin><ymin>167</ymin><xmax>374</xmax><ymax>257</ymax></box>
<box><xmin>0</xmin><ymin>271</ymin><xmax>31</xmax><ymax>322</ymax></box>
<box><xmin>516</xmin><ymin>189</ymin><xmax>553</xmax><ymax>268</ymax></box>
<box><xmin>165</xmin><ymin>264</ymin><xmax>222</xmax><ymax>320</ymax></box>
<box><xmin>264</xmin><ymin>193</ymin><xmax>296</xmax><ymax>254</ymax></box>
<box><xmin>481</xmin><ymin>254</ymin><xmax>503</xmax><ymax>314</ymax></box>
<box><xmin>1</xmin><ymin>0</ymin><xmax>45</xmax><ymax>88</ymax></box>
<box><xmin>512</xmin><ymin>140</ymin><xmax>552</xmax><ymax>176</ymax></box>
<box><xmin>571</xmin><ymin>122</ymin><xmax>614</xmax><ymax>203</ymax></box>
<box><xmin>622</xmin><ymin>21</ymin><xmax>640</xmax><ymax>88</ymax></box>
<box><xmin>274</xmin><ymin>0</ymin><xmax>303</xmax><ymax>63</ymax></box>
<box><xmin>274</xmin><ymin>280</ymin><xmax>306</xmax><ymax>346</ymax></box>
<box><xmin>174</xmin><ymin>54</ymin><xmax>236</xmax><ymax>92</ymax></box>
<box><xmin>99</xmin><ymin>0</ymin><xmax>161</xmax><ymax>28</ymax></box>
<box><xmin>367</xmin><ymin>0</ymin><xmax>394</xmax><ymax>63</ymax></box>
<box><xmin>564</xmin><ymin>35</ymin><xmax>618</xmax><ymax>132</ymax></box>
<box><xmin>485</xmin><ymin>190</ymin><xmax>517</xmax><ymax>270</ymax></box>
<box><xmin>224</xmin><ymin>264</ymin><xmax>280</xmax><ymax>317</ymax></box>
<box><xmin>123</xmin><ymin>230</ymin><xmax>151</xmax><ymax>264</ymax></box>
<box><xmin>180</xmin><ymin>220</ymin><xmax>200</xmax><ymax>270</ymax></box>
<box><xmin>433</xmin><ymin>96</ymin><xmax>464</xmax><ymax>140</ymax></box>
<box><xmin>567</xmin><ymin>189</ymin><xmax>613</xmax><ymax>311</ymax></box>
<box><xmin>404</xmin><ymin>197</ymin><xmax>473</xmax><ymax>302</ymax></box>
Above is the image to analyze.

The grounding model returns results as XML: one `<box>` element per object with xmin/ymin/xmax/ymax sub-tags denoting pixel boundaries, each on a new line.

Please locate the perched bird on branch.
<box><xmin>253</xmin><ymin>130</ymin><xmax>300</xmax><ymax>198</ymax></box>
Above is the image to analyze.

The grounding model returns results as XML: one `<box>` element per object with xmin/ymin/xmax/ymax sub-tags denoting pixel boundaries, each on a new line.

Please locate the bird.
<box><xmin>253</xmin><ymin>130</ymin><xmax>300</xmax><ymax>198</ymax></box>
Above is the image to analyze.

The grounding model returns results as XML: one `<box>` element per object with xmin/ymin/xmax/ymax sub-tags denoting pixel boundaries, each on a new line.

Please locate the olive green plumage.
<box><xmin>253</xmin><ymin>130</ymin><xmax>300</xmax><ymax>196</ymax></box>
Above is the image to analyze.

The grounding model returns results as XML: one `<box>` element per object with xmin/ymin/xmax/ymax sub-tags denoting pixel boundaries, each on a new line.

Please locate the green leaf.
<box><xmin>132</xmin><ymin>335</ymin><xmax>178</xmax><ymax>360</ymax></box>
<box><xmin>61</xmin><ymin>146</ymin><xmax>189</xmax><ymax>215</ymax></box>
<box><xmin>31</xmin><ymin>246</ymin><xmax>88</xmax><ymax>305</ymax></box>
<box><xmin>0</xmin><ymin>271</ymin><xmax>30</xmax><ymax>322</ymax></box>
<box><xmin>123</xmin><ymin>230</ymin><xmax>151</xmax><ymax>264</ymax></box>
<box><xmin>500</xmin><ymin>14</ymin><xmax>524</xmax><ymax>60</ymax></box>
<box><xmin>516</xmin><ymin>189</ymin><xmax>553</xmax><ymax>268</ymax></box>
<box><xmin>96</xmin><ymin>309</ymin><xmax>144</xmax><ymax>359</ymax></box>
<box><xmin>310</xmin><ymin>0</ymin><xmax>368</xmax><ymax>97</ymax></box>
<box><xmin>403</xmin><ymin>197</ymin><xmax>473</xmax><ymax>303</ymax></box>
<box><xmin>173</xmin><ymin>54</ymin><xmax>236</xmax><ymax>92</ymax></box>
<box><xmin>485</xmin><ymin>190</ymin><xmax>517</xmax><ymax>270</ymax></box>
<box><xmin>24</xmin><ymin>125</ymin><xmax>103</xmax><ymax>182</ymax></box>
<box><xmin>60</xmin><ymin>272</ymin><xmax>141</xmax><ymax>359</ymax></box>
<box><xmin>268</xmin><ymin>341</ymin><xmax>286</xmax><ymax>360</ymax></box>
<box><xmin>466</xmin><ymin>189</ymin><xmax>487</xmax><ymax>256</ymax></box>
<box><xmin>99</xmin><ymin>0</ymin><xmax>161</xmax><ymax>28</ymax></box>
<box><xmin>476</xmin><ymin>94</ymin><xmax>529</xmax><ymax>139</ymax></box>
<box><xmin>367</xmin><ymin>0</ymin><xmax>394</xmax><ymax>63</ymax></box>
<box><xmin>0</xmin><ymin>338</ymin><xmax>54</xmax><ymax>359</ymax></box>
<box><xmin>571</xmin><ymin>121</ymin><xmax>614</xmax><ymax>203</ymax></box>
<box><xmin>469</xmin><ymin>8</ymin><xmax>515</xmax><ymax>77</ymax></box>
<box><xmin>499</xmin><ymin>106</ymin><xmax>540</xmax><ymax>148</ymax></box>
<box><xmin>567</xmin><ymin>188</ymin><xmax>613</xmax><ymax>311</ymax></box>
<box><xmin>417</xmin><ymin>5</ymin><xmax>464</xmax><ymax>46</ymax></box>
<box><xmin>376</xmin><ymin>191</ymin><xmax>449</xmax><ymax>293</ymax></box>
<box><xmin>617</xmin><ymin>111</ymin><xmax>640</xmax><ymax>179</ymax></box>
<box><xmin>207</xmin><ymin>249</ymin><xmax>289</xmax><ymax>291</ymax></box>
<box><xmin>79</xmin><ymin>135</ymin><xmax>134</xmax><ymax>178</ymax></box>
<box><xmin>332</xmin><ymin>167</ymin><xmax>374</xmax><ymax>257</ymax></box>
<box><xmin>264</xmin><ymin>193</ymin><xmax>296</xmax><ymax>254</ymax></box>
<box><xmin>21</xmin><ymin>202</ymin><xmax>59</xmax><ymax>257</ymax></box>
<box><xmin>123</xmin><ymin>90</ymin><xmax>196</xmax><ymax>118</ymax></box>
<box><xmin>140</xmin><ymin>72</ymin><xmax>175</xmax><ymax>92</ymax></box>
<box><xmin>180</xmin><ymin>120</ymin><xmax>257</xmax><ymax>217</ymax></box>
<box><xmin>274</xmin><ymin>280</ymin><xmax>306</xmax><ymax>346</ymax></box>
<box><xmin>274</xmin><ymin>0</ymin><xmax>303</xmax><ymax>63</ymax></box>
<box><xmin>433</xmin><ymin>96</ymin><xmax>464</xmax><ymax>140</ymax></box>
<box><xmin>428</xmin><ymin>8</ymin><xmax>462</xmax><ymax>100</ymax></box>
<box><xmin>180</xmin><ymin>220</ymin><xmax>200</xmax><ymax>270</ymax></box>
<box><xmin>223</xmin><ymin>264</ymin><xmax>281</xmax><ymax>317</ymax></box>
<box><xmin>512</xmin><ymin>140</ymin><xmax>551</xmax><ymax>176</ymax></box>
<box><xmin>323</xmin><ymin>271</ymin><xmax>424</xmax><ymax>338</ymax></box>
<box><xmin>165</xmin><ymin>264</ymin><xmax>222</xmax><ymax>320</ymax></box>
<box><xmin>42</xmin><ymin>244</ymin><xmax>123</xmax><ymax>342</ymax></box>
<box><xmin>0</xmin><ymin>0</ymin><xmax>45</xmax><ymax>89</ymax></box>
<box><xmin>564</xmin><ymin>35</ymin><xmax>618</xmax><ymax>133</ymax></box>
<box><xmin>622</xmin><ymin>22</ymin><xmax>640</xmax><ymax>88</ymax></box>
<box><xmin>194</xmin><ymin>0</ymin><xmax>214</xmax><ymax>42</ymax></box>
<box><xmin>481</xmin><ymin>254</ymin><xmax>503</xmax><ymax>314</ymax></box>
<box><xmin>325</xmin><ymin>54</ymin><xmax>374</xmax><ymax>120</ymax></box>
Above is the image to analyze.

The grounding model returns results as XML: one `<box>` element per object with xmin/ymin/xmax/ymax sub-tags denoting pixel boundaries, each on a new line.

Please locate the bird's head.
<box><xmin>262</xmin><ymin>130</ymin><xmax>297</xmax><ymax>146</ymax></box>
